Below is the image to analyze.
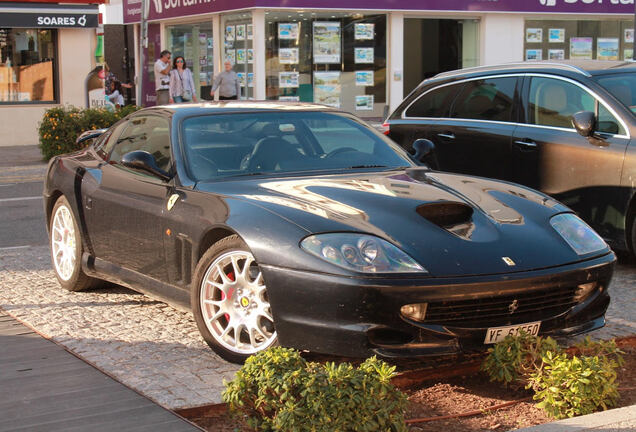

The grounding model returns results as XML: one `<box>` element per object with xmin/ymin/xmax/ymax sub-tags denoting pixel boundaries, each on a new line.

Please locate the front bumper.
<box><xmin>261</xmin><ymin>252</ymin><xmax>615</xmax><ymax>359</ymax></box>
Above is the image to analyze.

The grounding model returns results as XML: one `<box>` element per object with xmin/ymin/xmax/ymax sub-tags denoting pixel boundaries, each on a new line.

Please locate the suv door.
<box><xmin>82</xmin><ymin>114</ymin><xmax>173</xmax><ymax>281</ymax></box>
<box><xmin>512</xmin><ymin>74</ymin><xmax>630</xmax><ymax>240</ymax></box>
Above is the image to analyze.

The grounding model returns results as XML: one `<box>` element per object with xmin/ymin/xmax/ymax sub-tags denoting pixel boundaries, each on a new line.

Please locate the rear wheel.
<box><xmin>192</xmin><ymin>235</ymin><xmax>278</xmax><ymax>363</ymax></box>
<box><xmin>49</xmin><ymin>196</ymin><xmax>99</xmax><ymax>291</ymax></box>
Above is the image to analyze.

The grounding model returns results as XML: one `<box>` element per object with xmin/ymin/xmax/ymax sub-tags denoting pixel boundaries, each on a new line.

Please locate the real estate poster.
<box><xmin>625</xmin><ymin>49</ymin><xmax>634</xmax><ymax>60</ymax></box>
<box><xmin>248</xmin><ymin>49</ymin><xmax>254</xmax><ymax>64</ymax></box>
<box><xmin>313</xmin><ymin>22</ymin><xmax>341</xmax><ymax>64</ymax></box>
<box><xmin>355</xmin><ymin>71</ymin><xmax>374</xmax><ymax>86</ymax></box>
<box><xmin>354</xmin><ymin>47</ymin><xmax>374</xmax><ymax>64</ymax></box>
<box><xmin>225</xmin><ymin>25</ymin><xmax>235</xmax><ymax>42</ymax></box>
<box><xmin>313</xmin><ymin>71</ymin><xmax>340</xmax><ymax>107</ymax></box>
<box><xmin>279</xmin><ymin>71</ymin><xmax>299</xmax><ymax>88</ymax></box>
<box><xmin>570</xmin><ymin>37</ymin><xmax>593</xmax><ymax>59</ymax></box>
<box><xmin>625</xmin><ymin>28</ymin><xmax>634</xmax><ymax>43</ymax></box>
<box><xmin>247</xmin><ymin>24</ymin><xmax>253</xmax><ymax>40</ymax></box>
<box><xmin>597</xmin><ymin>38</ymin><xmax>619</xmax><ymax>60</ymax></box>
<box><xmin>355</xmin><ymin>95</ymin><xmax>374</xmax><ymax>111</ymax></box>
<box><xmin>355</xmin><ymin>23</ymin><xmax>374</xmax><ymax>40</ymax></box>
<box><xmin>236</xmin><ymin>25</ymin><xmax>246</xmax><ymax>41</ymax></box>
<box><xmin>279</xmin><ymin>48</ymin><xmax>299</xmax><ymax>64</ymax></box>
<box><xmin>225</xmin><ymin>49</ymin><xmax>235</xmax><ymax>64</ymax></box>
<box><xmin>278</xmin><ymin>23</ymin><xmax>299</xmax><ymax>40</ymax></box>
<box><xmin>237</xmin><ymin>72</ymin><xmax>246</xmax><ymax>87</ymax></box>
<box><xmin>548</xmin><ymin>49</ymin><xmax>565</xmax><ymax>60</ymax></box>
<box><xmin>526</xmin><ymin>28</ymin><xmax>542</xmax><ymax>43</ymax></box>
<box><xmin>248</xmin><ymin>73</ymin><xmax>254</xmax><ymax>87</ymax></box>
<box><xmin>548</xmin><ymin>28</ymin><xmax>565</xmax><ymax>43</ymax></box>
<box><xmin>525</xmin><ymin>49</ymin><xmax>542</xmax><ymax>61</ymax></box>
<box><xmin>236</xmin><ymin>49</ymin><xmax>246</xmax><ymax>63</ymax></box>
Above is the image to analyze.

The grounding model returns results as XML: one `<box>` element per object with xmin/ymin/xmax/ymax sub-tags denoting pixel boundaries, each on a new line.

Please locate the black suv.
<box><xmin>386</xmin><ymin>61</ymin><xmax>636</xmax><ymax>257</ymax></box>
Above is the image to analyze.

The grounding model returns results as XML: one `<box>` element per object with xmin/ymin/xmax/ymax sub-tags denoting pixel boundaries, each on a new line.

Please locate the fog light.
<box><xmin>401</xmin><ymin>303</ymin><xmax>428</xmax><ymax>322</ymax></box>
<box><xmin>574</xmin><ymin>282</ymin><xmax>597</xmax><ymax>302</ymax></box>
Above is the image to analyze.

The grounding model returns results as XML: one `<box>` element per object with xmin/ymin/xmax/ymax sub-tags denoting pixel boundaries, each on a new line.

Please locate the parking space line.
<box><xmin>0</xmin><ymin>245</ymin><xmax>33</xmax><ymax>251</ymax></box>
<box><xmin>0</xmin><ymin>196</ymin><xmax>42</xmax><ymax>203</ymax></box>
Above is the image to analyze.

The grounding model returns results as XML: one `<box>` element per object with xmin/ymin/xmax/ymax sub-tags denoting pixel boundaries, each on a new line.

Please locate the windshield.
<box><xmin>181</xmin><ymin>111</ymin><xmax>413</xmax><ymax>181</ymax></box>
<box><xmin>595</xmin><ymin>72</ymin><xmax>636</xmax><ymax>116</ymax></box>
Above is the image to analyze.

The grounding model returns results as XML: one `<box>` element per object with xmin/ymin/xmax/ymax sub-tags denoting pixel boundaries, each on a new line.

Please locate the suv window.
<box><xmin>110</xmin><ymin>116</ymin><xmax>172</xmax><ymax>172</ymax></box>
<box><xmin>405</xmin><ymin>83</ymin><xmax>461</xmax><ymax>118</ymax></box>
<box><xmin>450</xmin><ymin>77</ymin><xmax>516</xmax><ymax>122</ymax></box>
<box><xmin>528</xmin><ymin>77</ymin><xmax>594</xmax><ymax>129</ymax></box>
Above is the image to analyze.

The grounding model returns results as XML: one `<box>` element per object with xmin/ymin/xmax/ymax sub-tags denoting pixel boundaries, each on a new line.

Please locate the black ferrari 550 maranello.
<box><xmin>44</xmin><ymin>102</ymin><xmax>615</xmax><ymax>363</ymax></box>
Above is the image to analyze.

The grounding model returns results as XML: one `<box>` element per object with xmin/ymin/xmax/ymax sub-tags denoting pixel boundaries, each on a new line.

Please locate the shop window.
<box><xmin>265</xmin><ymin>11</ymin><xmax>386</xmax><ymax>118</ymax></box>
<box><xmin>167</xmin><ymin>22</ymin><xmax>213</xmax><ymax>101</ymax></box>
<box><xmin>523</xmin><ymin>19</ymin><xmax>632</xmax><ymax>62</ymax></box>
<box><xmin>450</xmin><ymin>77</ymin><xmax>516</xmax><ymax>122</ymax></box>
<box><xmin>528</xmin><ymin>77</ymin><xmax>594</xmax><ymax>129</ymax></box>
<box><xmin>222</xmin><ymin>12</ymin><xmax>254</xmax><ymax>99</ymax></box>
<box><xmin>0</xmin><ymin>28</ymin><xmax>57</xmax><ymax>103</ymax></box>
<box><xmin>405</xmin><ymin>83</ymin><xmax>462</xmax><ymax>118</ymax></box>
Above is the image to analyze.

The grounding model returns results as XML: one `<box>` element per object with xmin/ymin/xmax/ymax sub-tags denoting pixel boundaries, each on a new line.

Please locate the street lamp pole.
<box><xmin>139</xmin><ymin>0</ymin><xmax>148</xmax><ymax>106</ymax></box>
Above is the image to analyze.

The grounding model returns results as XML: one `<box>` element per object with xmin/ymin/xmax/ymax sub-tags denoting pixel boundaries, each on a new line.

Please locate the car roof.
<box><xmin>143</xmin><ymin>100</ymin><xmax>339</xmax><ymax>116</ymax></box>
<box><xmin>427</xmin><ymin>60</ymin><xmax>635</xmax><ymax>84</ymax></box>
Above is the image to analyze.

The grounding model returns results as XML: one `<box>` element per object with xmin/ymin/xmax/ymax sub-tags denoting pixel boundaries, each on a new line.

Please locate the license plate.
<box><xmin>484</xmin><ymin>321</ymin><xmax>541</xmax><ymax>344</ymax></box>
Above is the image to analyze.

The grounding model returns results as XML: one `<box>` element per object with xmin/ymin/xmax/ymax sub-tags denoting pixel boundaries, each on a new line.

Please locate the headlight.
<box><xmin>300</xmin><ymin>233</ymin><xmax>426</xmax><ymax>273</ymax></box>
<box><xmin>550</xmin><ymin>213</ymin><xmax>607</xmax><ymax>255</ymax></box>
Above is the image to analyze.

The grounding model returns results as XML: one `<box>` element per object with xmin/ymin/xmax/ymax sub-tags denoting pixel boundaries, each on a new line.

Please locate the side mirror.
<box><xmin>76</xmin><ymin>128</ymin><xmax>108</xmax><ymax>146</ymax></box>
<box><xmin>121</xmin><ymin>150</ymin><xmax>172</xmax><ymax>182</ymax></box>
<box><xmin>412</xmin><ymin>138</ymin><xmax>436</xmax><ymax>162</ymax></box>
<box><xmin>571</xmin><ymin>111</ymin><xmax>595</xmax><ymax>138</ymax></box>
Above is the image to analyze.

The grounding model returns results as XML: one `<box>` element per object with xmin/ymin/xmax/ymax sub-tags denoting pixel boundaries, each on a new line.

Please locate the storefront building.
<box><xmin>117</xmin><ymin>0</ymin><xmax>632</xmax><ymax>119</ymax></box>
<box><xmin>0</xmin><ymin>0</ymin><xmax>101</xmax><ymax>146</ymax></box>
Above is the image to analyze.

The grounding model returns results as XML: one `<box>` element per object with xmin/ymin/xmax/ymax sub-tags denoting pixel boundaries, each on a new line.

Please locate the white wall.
<box><xmin>480</xmin><ymin>14</ymin><xmax>524</xmax><ymax>66</ymax></box>
<box><xmin>0</xmin><ymin>28</ymin><xmax>94</xmax><ymax>146</ymax></box>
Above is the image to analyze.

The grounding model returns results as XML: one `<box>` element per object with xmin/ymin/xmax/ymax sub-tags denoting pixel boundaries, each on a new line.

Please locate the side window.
<box><xmin>528</xmin><ymin>77</ymin><xmax>594</xmax><ymax>129</ymax></box>
<box><xmin>597</xmin><ymin>103</ymin><xmax>625</xmax><ymax>135</ymax></box>
<box><xmin>110</xmin><ymin>116</ymin><xmax>172</xmax><ymax>172</ymax></box>
<box><xmin>96</xmin><ymin>120</ymin><xmax>129</xmax><ymax>160</ymax></box>
<box><xmin>405</xmin><ymin>84</ymin><xmax>461</xmax><ymax>118</ymax></box>
<box><xmin>450</xmin><ymin>77</ymin><xmax>517</xmax><ymax>122</ymax></box>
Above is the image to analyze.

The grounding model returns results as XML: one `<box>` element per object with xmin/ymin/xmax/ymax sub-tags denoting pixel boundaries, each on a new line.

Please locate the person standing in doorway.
<box><xmin>154</xmin><ymin>50</ymin><xmax>171</xmax><ymax>105</ymax></box>
<box><xmin>210</xmin><ymin>61</ymin><xmax>240</xmax><ymax>100</ymax></box>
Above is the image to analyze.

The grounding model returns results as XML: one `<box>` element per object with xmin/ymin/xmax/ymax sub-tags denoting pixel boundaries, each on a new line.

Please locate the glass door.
<box><xmin>167</xmin><ymin>21</ymin><xmax>214</xmax><ymax>100</ymax></box>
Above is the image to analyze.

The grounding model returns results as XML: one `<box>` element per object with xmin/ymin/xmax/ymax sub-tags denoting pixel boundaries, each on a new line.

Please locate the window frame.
<box><xmin>0</xmin><ymin>28</ymin><xmax>59</xmax><ymax>105</ymax></box>
<box><xmin>520</xmin><ymin>73</ymin><xmax>630</xmax><ymax>139</ymax></box>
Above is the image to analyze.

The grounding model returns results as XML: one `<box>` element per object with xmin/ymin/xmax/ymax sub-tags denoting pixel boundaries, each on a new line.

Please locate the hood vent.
<box><xmin>417</xmin><ymin>202</ymin><xmax>475</xmax><ymax>239</ymax></box>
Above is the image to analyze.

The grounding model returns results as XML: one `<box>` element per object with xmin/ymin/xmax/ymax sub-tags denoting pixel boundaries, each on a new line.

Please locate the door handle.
<box><xmin>514</xmin><ymin>140</ymin><xmax>537</xmax><ymax>148</ymax></box>
<box><xmin>437</xmin><ymin>132</ymin><xmax>455</xmax><ymax>140</ymax></box>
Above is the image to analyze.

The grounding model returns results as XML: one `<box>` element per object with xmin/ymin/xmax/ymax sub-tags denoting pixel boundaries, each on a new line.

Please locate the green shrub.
<box><xmin>527</xmin><ymin>351</ymin><xmax>620</xmax><ymax>419</ymax></box>
<box><xmin>574</xmin><ymin>336</ymin><xmax>625</xmax><ymax>366</ymax></box>
<box><xmin>222</xmin><ymin>347</ymin><xmax>408</xmax><ymax>432</ymax></box>
<box><xmin>481</xmin><ymin>331</ymin><xmax>561</xmax><ymax>385</ymax></box>
<box><xmin>38</xmin><ymin>105</ymin><xmax>139</xmax><ymax>160</ymax></box>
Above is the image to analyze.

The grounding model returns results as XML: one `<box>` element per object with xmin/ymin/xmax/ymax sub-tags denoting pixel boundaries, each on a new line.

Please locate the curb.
<box><xmin>513</xmin><ymin>404</ymin><xmax>636</xmax><ymax>431</ymax></box>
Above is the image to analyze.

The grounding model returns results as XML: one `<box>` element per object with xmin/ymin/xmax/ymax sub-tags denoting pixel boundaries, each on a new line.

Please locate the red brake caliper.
<box><xmin>220</xmin><ymin>271</ymin><xmax>235</xmax><ymax>323</ymax></box>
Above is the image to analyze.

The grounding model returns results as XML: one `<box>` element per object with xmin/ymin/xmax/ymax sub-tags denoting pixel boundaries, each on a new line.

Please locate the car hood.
<box><xmin>197</xmin><ymin>169</ymin><xmax>608</xmax><ymax>277</ymax></box>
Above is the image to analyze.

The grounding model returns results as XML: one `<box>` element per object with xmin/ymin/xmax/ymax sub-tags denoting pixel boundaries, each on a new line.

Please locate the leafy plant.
<box><xmin>223</xmin><ymin>347</ymin><xmax>408</xmax><ymax>431</ymax></box>
<box><xmin>481</xmin><ymin>331</ymin><xmax>560</xmax><ymax>385</ymax></box>
<box><xmin>38</xmin><ymin>105</ymin><xmax>138</xmax><ymax>160</ymax></box>
<box><xmin>574</xmin><ymin>336</ymin><xmax>624</xmax><ymax>366</ymax></box>
<box><xmin>527</xmin><ymin>351</ymin><xmax>620</xmax><ymax>419</ymax></box>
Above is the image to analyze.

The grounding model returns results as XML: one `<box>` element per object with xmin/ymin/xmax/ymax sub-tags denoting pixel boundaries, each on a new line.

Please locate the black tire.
<box><xmin>49</xmin><ymin>196</ymin><xmax>99</xmax><ymax>292</ymax></box>
<box><xmin>191</xmin><ymin>235</ymin><xmax>278</xmax><ymax>364</ymax></box>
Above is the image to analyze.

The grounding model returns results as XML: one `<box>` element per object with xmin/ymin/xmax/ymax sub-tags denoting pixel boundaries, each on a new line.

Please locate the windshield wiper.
<box><xmin>347</xmin><ymin>164</ymin><xmax>388</xmax><ymax>169</ymax></box>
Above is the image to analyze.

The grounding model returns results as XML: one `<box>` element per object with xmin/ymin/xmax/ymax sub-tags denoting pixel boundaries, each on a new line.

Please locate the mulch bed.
<box><xmin>185</xmin><ymin>342</ymin><xmax>636</xmax><ymax>432</ymax></box>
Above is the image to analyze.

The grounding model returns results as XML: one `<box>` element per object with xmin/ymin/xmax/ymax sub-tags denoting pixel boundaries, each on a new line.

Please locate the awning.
<box><xmin>0</xmin><ymin>2</ymin><xmax>99</xmax><ymax>28</ymax></box>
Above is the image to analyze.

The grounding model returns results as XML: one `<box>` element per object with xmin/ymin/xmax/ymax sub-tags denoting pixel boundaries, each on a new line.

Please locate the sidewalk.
<box><xmin>0</xmin><ymin>145</ymin><xmax>47</xmax><ymax>184</ymax></box>
<box><xmin>515</xmin><ymin>405</ymin><xmax>636</xmax><ymax>431</ymax></box>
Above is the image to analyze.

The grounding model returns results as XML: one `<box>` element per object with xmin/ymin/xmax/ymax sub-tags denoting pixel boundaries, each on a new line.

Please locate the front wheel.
<box><xmin>49</xmin><ymin>196</ymin><xmax>99</xmax><ymax>291</ymax></box>
<box><xmin>192</xmin><ymin>235</ymin><xmax>278</xmax><ymax>363</ymax></box>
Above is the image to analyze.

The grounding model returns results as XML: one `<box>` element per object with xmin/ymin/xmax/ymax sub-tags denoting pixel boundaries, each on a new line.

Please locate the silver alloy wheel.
<box><xmin>51</xmin><ymin>204</ymin><xmax>76</xmax><ymax>281</ymax></box>
<box><xmin>200</xmin><ymin>250</ymin><xmax>277</xmax><ymax>355</ymax></box>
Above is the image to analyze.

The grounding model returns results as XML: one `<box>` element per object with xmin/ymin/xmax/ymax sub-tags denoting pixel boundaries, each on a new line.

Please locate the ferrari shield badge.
<box><xmin>167</xmin><ymin>194</ymin><xmax>179</xmax><ymax>211</ymax></box>
<box><xmin>502</xmin><ymin>257</ymin><xmax>516</xmax><ymax>266</ymax></box>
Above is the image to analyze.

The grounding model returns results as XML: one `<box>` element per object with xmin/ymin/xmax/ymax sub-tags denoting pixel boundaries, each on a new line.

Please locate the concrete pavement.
<box><xmin>515</xmin><ymin>405</ymin><xmax>636</xmax><ymax>431</ymax></box>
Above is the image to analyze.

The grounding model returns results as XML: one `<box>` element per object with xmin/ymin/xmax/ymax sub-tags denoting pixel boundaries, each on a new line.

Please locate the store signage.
<box><xmin>0</xmin><ymin>4</ymin><xmax>99</xmax><ymax>28</ymax></box>
<box><xmin>123</xmin><ymin>0</ymin><xmax>634</xmax><ymax>22</ymax></box>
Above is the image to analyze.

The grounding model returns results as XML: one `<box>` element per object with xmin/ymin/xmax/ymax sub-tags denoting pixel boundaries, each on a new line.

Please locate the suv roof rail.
<box><xmin>432</xmin><ymin>62</ymin><xmax>591</xmax><ymax>81</ymax></box>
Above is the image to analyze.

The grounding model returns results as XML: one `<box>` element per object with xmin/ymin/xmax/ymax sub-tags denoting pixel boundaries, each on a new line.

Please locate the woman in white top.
<box><xmin>107</xmin><ymin>80</ymin><xmax>125</xmax><ymax>109</ymax></box>
<box><xmin>169</xmin><ymin>56</ymin><xmax>197</xmax><ymax>103</ymax></box>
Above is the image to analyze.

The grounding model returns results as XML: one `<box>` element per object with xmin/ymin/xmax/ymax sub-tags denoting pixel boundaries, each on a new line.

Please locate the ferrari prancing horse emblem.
<box><xmin>167</xmin><ymin>194</ymin><xmax>179</xmax><ymax>211</ymax></box>
<box><xmin>502</xmin><ymin>257</ymin><xmax>516</xmax><ymax>266</ymax></box>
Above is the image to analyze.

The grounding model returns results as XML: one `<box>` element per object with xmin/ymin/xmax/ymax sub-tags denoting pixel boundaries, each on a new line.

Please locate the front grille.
<box><xmin>422</xmin><ymin>285</ymin><xmax>580</xmax><ymax>328</ymax></box>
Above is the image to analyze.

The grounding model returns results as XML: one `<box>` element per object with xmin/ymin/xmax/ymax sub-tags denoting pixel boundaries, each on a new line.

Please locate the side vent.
<box><xmin>416</xmin><ymin>202</ymin><xmax>475</xmax><ymax>239</ymax></box>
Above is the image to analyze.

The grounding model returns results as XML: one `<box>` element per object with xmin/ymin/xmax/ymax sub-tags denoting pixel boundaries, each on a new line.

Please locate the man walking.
<box><xmin>154</xmin><ymin>50</ymin><xmax>171</xmax><ymax>105</ymax></box>
<box><xmin>210</xmin><ymin>61</ymin><xmax>241</xmax><ymax>100</ymax></box>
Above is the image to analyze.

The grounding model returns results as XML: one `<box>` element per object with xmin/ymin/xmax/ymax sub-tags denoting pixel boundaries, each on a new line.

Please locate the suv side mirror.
<box><xmin>412</xmin><ymin>138</ymin><xmax>436</xmax><ymax>163</ymax></box>
<box><xmin>121</xmin><ymin>150</ymin><xmax>172</xmax><ymax>182</ymax></box>
<box><xmin>571</xmin><ymin>111</ymin><xmax>595</xmax><ymax>138</ymax></box>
